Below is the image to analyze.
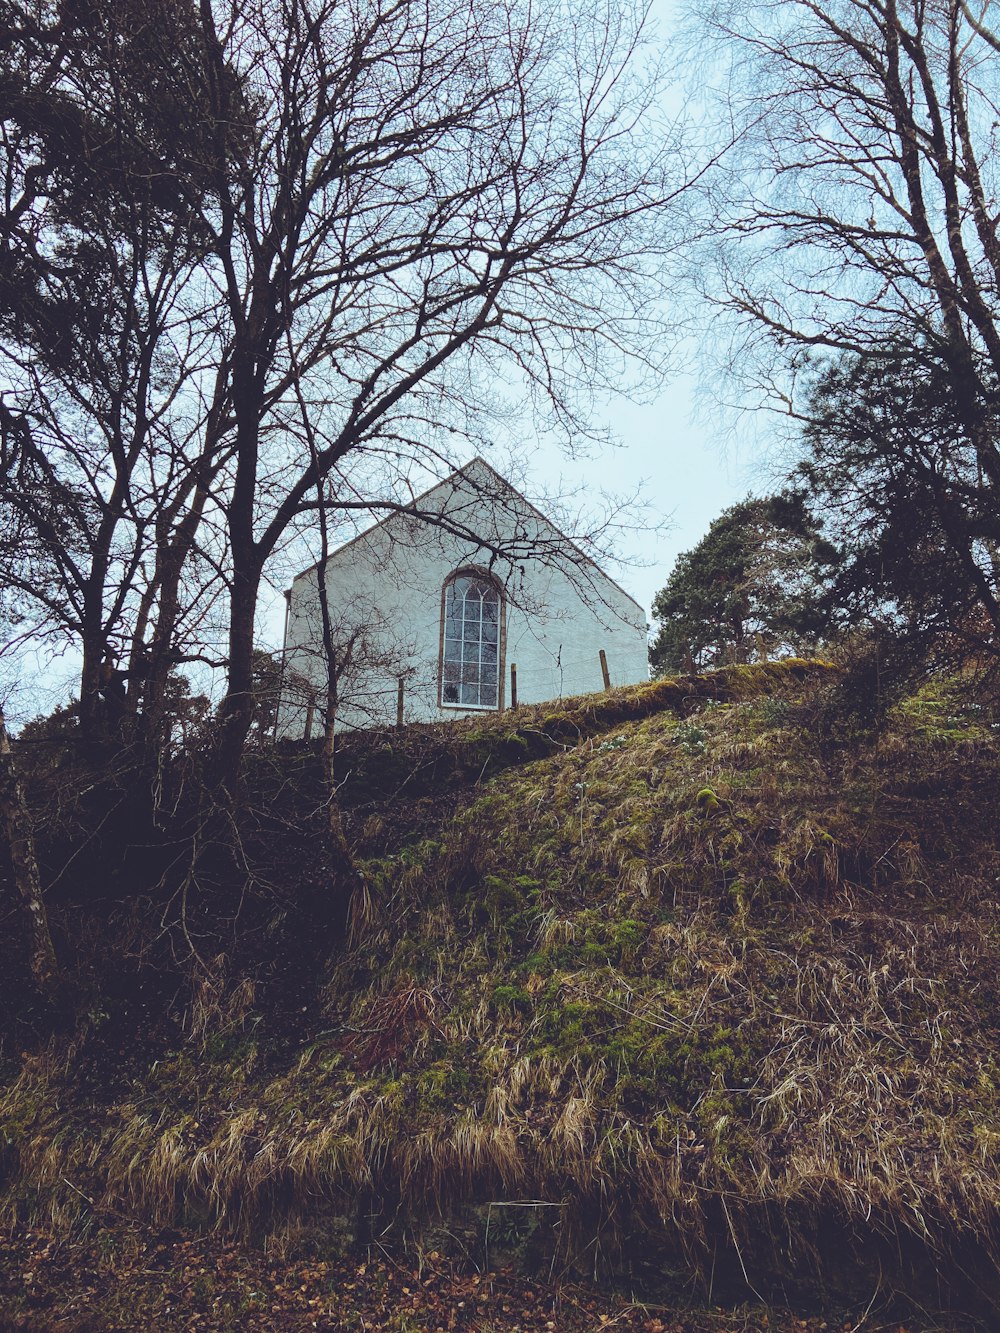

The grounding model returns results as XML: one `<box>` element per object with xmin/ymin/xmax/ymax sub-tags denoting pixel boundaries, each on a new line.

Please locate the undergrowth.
<box><xmin>3</xmin><ymin>660</ymin><xmax>1000</xmax><ymax>1320</ymax></box>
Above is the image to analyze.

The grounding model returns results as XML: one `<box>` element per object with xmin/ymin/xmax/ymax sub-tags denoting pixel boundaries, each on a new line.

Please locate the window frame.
<box><xmin>438</xmin><ymin>566</ymin><xmax>506</xmax><ymax>711</ymax></box>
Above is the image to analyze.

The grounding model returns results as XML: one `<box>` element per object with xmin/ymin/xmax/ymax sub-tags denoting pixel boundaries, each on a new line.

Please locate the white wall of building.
<box><xmin>277</xmin><ymin>459</ymin><xmax>648</xmax><ymax>735</ymax></box>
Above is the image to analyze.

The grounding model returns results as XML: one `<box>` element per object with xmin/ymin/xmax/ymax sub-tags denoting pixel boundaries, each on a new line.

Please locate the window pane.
<box><xmin>441</xmin><ymin>573</ymin><xmax>502</xmax><ymax>709</ymax></box>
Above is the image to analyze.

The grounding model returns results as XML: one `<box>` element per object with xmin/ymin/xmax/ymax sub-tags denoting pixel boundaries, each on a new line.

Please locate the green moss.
<box><xmin>518</xmin><ymin>951</ymin><xmax>553</xmax><ymax>977</ymax></box>
<box><xmin>12</xmin><ymin>654</ymin><xmax>1000</xmax><ymax>1311</ymax></box>
<box><xmin>491</xmin><ymin>984</ymin><xmax>531</xmax><ymax>1015</ymax></box>
<box><xmin>893</xmin><ymin>677</ymin><xmax>994</xmax><ymax>742</ymax></box>
<box><xmin>415</xmin><ymin>1060</ymin><xmax>474</xmax><ymax>1111</ymax></box>
<box><xmin>534</xmin><ymin>998</ymin><xmax>608</xmax><ymax>1057</ymax></box>
<box><xmin>612</xmin><ymin>917</ymin><xmax>645</xmax><ymax>947</ymax></box>
<box><xmin>696</xmin><ymin>786</ymin><xmax>720</xmax><ymax>813</ymax></box>
<box><xmin>481</xmin><ymin>876</ymin><xmax>525</xmax><ymax>919</ymax></box>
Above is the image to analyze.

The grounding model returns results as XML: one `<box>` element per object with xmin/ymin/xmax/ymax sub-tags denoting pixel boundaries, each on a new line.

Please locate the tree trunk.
<box><xmin>78</xmin><ymin>632</ymin><xmax>108</xmax><ymax>747</ymax></box>
<box><xmin>131</xmin><ymin>471</ymin><xmax>214</xmax><ymax>772</ymax></box>
<box><xmin>212</xmin><ymin>352</ymin><xmax>266</xmax><ymax>790</ymax></box>
<box><xmin>321</xmin><ymin>701</ymin><xmax>358</xmax><ymax>882</ymax></box>
<box><xmin>304</xmin><ymin>389</ymin><xmax>365</xmax><ymax>931</ymax></box>
<box><xmin>0</xmin><ymin>708</ymin><xmax>59</xmax><ymax>999</ymax></box>
<box><xmin>214</xmin><ymin>560</ymin><xmax>261</xmax><ymax>790</ymax></box>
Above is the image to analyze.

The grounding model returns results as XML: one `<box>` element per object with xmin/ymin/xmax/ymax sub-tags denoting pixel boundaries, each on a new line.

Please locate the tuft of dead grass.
<box><xmin>6</xmin><ymin>662</ymin><xmax>1000</xmax><ymax>1316</ymax></box>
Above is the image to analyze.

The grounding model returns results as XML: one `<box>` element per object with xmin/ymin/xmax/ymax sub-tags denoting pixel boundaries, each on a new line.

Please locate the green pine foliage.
<box><xmin>798</xmin><ymin>350</ymin><xmax>1000</xmax><ymax>665</ymax></box>
<box><xmin>649</xmin><ymin>495</ymin><xmax>837</xmax><ymax>676</ymax></box>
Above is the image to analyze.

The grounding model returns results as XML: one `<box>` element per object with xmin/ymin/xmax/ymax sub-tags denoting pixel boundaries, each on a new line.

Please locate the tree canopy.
<box><xmin>797</xmin><ymin>349</ymin><xmax>1000</xmax><ymax>665</ymax></box>
<box><xmin>683</xmin><ymin>0</ymin><xmax>1000</xmax><ymax>681</ymax></box>
<box><xmin>649</xmin><ymin>494</ymin><xmax>835</xmax><ymax>676</ymax></box>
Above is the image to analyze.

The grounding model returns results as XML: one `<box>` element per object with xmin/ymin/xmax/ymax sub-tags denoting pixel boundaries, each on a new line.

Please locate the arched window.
<box><xmin>440</xmin><ymin>571</ymin><xmax>502</xmax><ymax>708</ymax></box>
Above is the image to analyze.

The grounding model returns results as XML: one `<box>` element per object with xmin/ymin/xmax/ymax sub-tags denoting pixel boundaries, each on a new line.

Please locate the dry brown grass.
<box><xmin>4</xmin><ymin>663</ymin><xmax>1000</xmax><ymax>1315</ymax></box>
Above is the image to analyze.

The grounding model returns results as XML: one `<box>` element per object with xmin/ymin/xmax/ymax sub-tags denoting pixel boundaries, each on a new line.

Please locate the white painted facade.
<box><xmin>276</xmin><ymin>459</ymin><xmax>649</xmax><ymax>734</ymax></box>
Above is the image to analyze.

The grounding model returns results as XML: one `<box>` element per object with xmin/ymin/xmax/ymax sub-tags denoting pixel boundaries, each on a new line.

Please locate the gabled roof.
<box><xmin>290</xmin><ymin>456</ymin><xmax>644</xmax><ymax>614</ymax></box>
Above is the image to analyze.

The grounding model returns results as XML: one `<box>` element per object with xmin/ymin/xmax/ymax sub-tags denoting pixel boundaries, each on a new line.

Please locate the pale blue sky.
<box><xmin>258</xmin><ymin>0</ymin><xmax>769</xmax><ymax>646</ymax></box>
<box><xmin>6</xmin><ymin>0</ymin><xmax>777</xmax><ymax>721</ymax></box>
<box><xmin>488</xmin><ymin>0</ymin><xmax>780</xmax><ymax>624</ymax></box>
<box><xmin>524</xmin><ymin>373</ymin><xmax>762</xmax><ymax>626</ymax></box>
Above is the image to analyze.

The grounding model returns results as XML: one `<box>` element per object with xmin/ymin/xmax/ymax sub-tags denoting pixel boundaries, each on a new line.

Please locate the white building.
<box><xmin>277</xmin><ymin>458</ymin><xmax>648</xmax><ymax>734</ymax></box>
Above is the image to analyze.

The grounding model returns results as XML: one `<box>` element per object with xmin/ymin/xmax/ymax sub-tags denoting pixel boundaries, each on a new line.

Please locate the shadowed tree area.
<box><xmin>0</xmin><ymin>0</ymin><xmax>685</xmax><ymax>995</ymax></box>
<box><xmin>686</xmin><ymin>0</ymin><xmax>1000</xmax><ymax>679</ymax></box>
<box><xmin>798</xmin><ymin>350</ymin><xmax>1000</xmax><ymax>668</ymax></box>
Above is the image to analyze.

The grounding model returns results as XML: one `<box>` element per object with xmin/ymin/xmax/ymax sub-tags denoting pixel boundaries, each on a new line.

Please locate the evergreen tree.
<box><xmin>649</xmin><ymin>495</ymin><xmax>835</xmax><ymax>675</ymax></box>
<box><xmin>797</xmin><ymin>351</ymin><xmax>1000</xmax><ymax>665</ymax></box>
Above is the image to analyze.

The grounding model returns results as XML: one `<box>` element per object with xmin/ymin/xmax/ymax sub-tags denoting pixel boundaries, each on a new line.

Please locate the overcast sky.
<box><xmin>518</xmin><ymin>0</ymin><xmax>771</xmax><ymax>622</ymax></box>
<box><xmin>7</xmin><ymin>0</ymin><xmax>780</xmax><ymax>722</ymax></box>
<box><xmin>524</xmin><ymin>371</ymin><xmax>764</xmax><ymax>626</ymax></box>
<box><xmin>256</xmin><ymin>0</ymin><xmax>772</xmax><ymax>646</ymax></box>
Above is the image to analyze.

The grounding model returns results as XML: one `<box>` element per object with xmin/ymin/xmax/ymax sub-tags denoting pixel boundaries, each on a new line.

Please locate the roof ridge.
<box><xmin>288</xmin><ymin>456</ymin><xmax>645</xmax><ymax>615</ymax></box>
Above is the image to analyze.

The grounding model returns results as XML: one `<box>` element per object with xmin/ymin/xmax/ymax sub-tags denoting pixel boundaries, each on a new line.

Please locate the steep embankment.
<box><xmin>4</xmin><ymin>661</ymin><xmax>1000</xmax><ymax>1321</ymax></box>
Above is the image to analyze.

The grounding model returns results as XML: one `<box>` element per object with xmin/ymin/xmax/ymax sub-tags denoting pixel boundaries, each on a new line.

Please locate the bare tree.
<box><xmin>2</xmin><ymin>0</ymin><xmax>686</xmax><ymax>785</ymax></box>
<box><xmin>177</xmin><ymin>0</ymin><xmax>683</xmax><ymax>778</ymax></box>
<box><xmin>0</xmin><ymin>0</ymin><xmax>227</xmax><ymax>751</ymax></box>
<box><xmin>686</xmin><ymin>0</ymin><xmax>1000</xmax><ymax>655</ymax></box>
<box><xmin>691</xmin><ymin>0</ymin><xmax>1000</xmax><ymax>429</ymax></box>
<box><xmin>280</xmin><ymin>587</ymin><xmax>419</xmax><ymax>734</ymax></box>
<box><xmin>0</xmin><ymin>703</ymin><xmax>59</xmax><ymax>998</ymax></box>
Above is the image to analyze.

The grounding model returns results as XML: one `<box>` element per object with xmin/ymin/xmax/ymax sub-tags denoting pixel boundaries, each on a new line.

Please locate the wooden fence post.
<box><xmin>396</xmin><ymin>677</ymin><xmax>405</xmax><ymax>729</ymax></box>
<box><xmin>510</xmin><ymin>663</ymin><xmax>518</xmax><ymax>709</ymax></box>
<box><xmin>599</xmin><ymin>649</ymin><xmax>611</xmax><ymax>691</ymax></box>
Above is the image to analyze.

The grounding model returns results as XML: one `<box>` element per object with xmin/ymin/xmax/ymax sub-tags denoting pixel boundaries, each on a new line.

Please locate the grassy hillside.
<box><xmin>3</xmin><ymin>660</ymin><xmax>1000</xmax><ymax>1325</ymax></box>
